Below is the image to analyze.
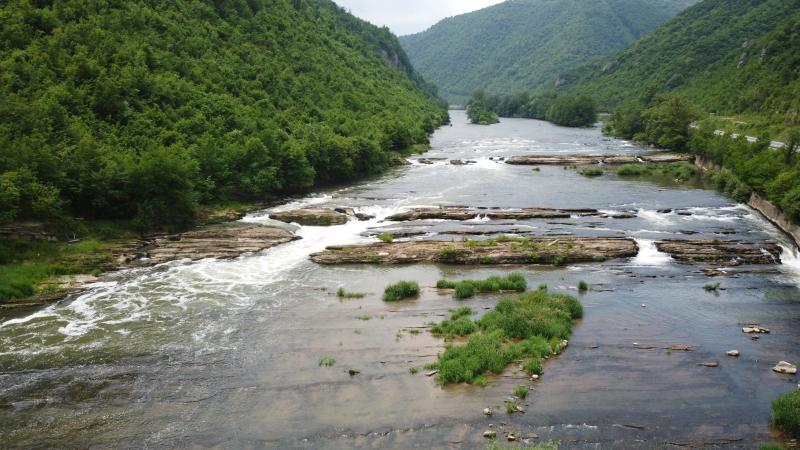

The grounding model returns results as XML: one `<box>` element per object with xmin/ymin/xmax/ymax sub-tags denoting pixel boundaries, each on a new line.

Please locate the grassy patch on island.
<box><xmin>383</xmin><ymin>281</ymin><xmax>420</xmax><ymax>302</ymax></box>
<box><xmin>436</xmin><ymin>273</ymin><xmax>527</xmax><ymax>299</ymax></box>
<box><xmin>428</xmin><ymin>290</ymin><xmax>583</xmax><ymax>385</ymax></box>
<box><xmin>772</xmin><ymin>389</ymin><xmax>800</xmax><ymax>438</ymax></box>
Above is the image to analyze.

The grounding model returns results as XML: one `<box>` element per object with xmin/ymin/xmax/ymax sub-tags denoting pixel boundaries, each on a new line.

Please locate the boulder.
<box><xmin>270</xmin><ymin>208</ymin><xmax>348</xmax><ymax>226</ymax></box>
<box><xmin>655</xmin><ymin>239</ymin><xmax>782</xmax><ymax>265</ymax></box>
<box><xmin>774</xmin><ymin>361</ymin><xmax>797</xmax><ymax>375</ymax></box>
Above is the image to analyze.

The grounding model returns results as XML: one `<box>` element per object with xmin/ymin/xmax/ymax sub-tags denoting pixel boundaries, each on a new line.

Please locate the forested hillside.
<box><xmin>559</xmin><ymin>0</ymin><xmax>800</xmax><ymax>133</ymax></box>
<box><xmin>0</xmin><ymin>0</ymin><xmax>448</xmax><ymax>231</ymax></box>
<box><xmin>399</xmin><ymin>0</ymin><xmax>696</xmax><ymax>104</ymax></box>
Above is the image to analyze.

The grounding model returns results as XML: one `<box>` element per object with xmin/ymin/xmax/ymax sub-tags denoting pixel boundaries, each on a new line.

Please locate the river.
<box><xmin>2</xmin><ymin>111</ymin><xmax>799</xmax><ymax>448</ymax></box>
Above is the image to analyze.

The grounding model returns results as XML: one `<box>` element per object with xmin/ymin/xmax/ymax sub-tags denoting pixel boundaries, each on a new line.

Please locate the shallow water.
<box><xmin>1</xmin><ymin>111</ymin><xmax>799</xmax><ymax>448</ymax></box>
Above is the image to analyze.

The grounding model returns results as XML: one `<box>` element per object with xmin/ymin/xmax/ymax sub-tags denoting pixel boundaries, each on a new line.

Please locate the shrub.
<box><xmin>772</xmin><ymin>389</ymin><xmax>800</xmax><ymax>438</ymax></box>
<box><xmin>378</xmin><ymin>232</ymin><xmax>394</xmax><ymax>243</ymax></box>
<box><xmin>578</xmin><ymin>281</ymin><xmax>589</xmax><ymax>292</ymax></box>
<box><xmin>383</xmin><ymin>281</ymin><xmax>419</xmax><ymax>301</ymax></box>
<box><xmin>703</xmin><ymin>283</ymin><xmax>721</xmax><ymax>292</ymax></box>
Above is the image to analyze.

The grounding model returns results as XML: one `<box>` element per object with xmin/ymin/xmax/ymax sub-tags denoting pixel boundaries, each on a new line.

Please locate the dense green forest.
<box><xmin>605</xmin><ymin>91</ymin><xmax>800</xmax><ymax>223</ymax></box>
<box><xmin>559</xmin><ymin>0</ymin><xmax>800</xmax><ymax>137</ymax></box>
<box><xmin>0</xmin><ymin>0</ymin><xmax>448</xmax><ymax>231</ymax></box>
<box><xmin>467</xmin><ymin>91</ymin><xmax>597</xmax><ymax>127</ymax></box>
<box><xmin>399</xmin><ymin>0</ymin><xmax>696</xmax><ymax>103</ymax></box>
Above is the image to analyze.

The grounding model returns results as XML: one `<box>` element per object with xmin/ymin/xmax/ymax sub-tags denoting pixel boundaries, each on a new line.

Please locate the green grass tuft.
<box><xmin>772</xmin><ymin>389</ymin><xmax>800</xmax><ymax>438</ymax></box>
<box><xmin>580</xmin><ymin>166</ymin><xmax>604</xmax><ymax>177</ymax></box>
<box><xmin>337</xmin><ymin>288</ymin><xmax>366</xmax><ymax>298</ymax></box>
<box><xmin>437</xmin><ymin>273</ymin><xmax>527</xmax><ymax>300</ymax></box>
<box><xmin>430</xmin><ymin>307</ymin><xmax>477</xmax><ymax>338</ymax></box>
<box><xmin>515</xmin><ymin>385</ymin><xmax>529</xmax><ymax>399</ymax></box>
<box><xmin>578</xmin><ymin>281</ymin><xmax>589</xmax><ymax>292</ymax></box>
<box><xmin>703</xmin><ymin>282</ymin><xmax>721</xmax><ymax>292</ymax></box>
<box><xmin>318</xmin><ymin>357</ymin><xmax>336</xmax><ymax>367</ymax></box>
<box><xmin>378</xmin><ymin>232</ymin><xmax>394</xmax><ymax>243</ymax></box>
<box><xmin>383</xmin><ymin>281</ymin><xmax>420</xmax><ymax>301</ymax></box>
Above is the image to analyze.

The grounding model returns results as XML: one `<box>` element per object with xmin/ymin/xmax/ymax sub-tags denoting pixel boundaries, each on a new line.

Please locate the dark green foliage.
<box><xmin>703</xmin><ymin>282</ymin><xmax>721</xmax><ymax>292</ymax></box>
<box><xmin>691</xmin><ymin>129</ymin><xmax>800</xmax><ymax>220</ymax></box>
<box><xmin>606</xmin><ymin>93</ymin><xmax>698</xmax><ymax>151</ymax></box>
<box><xmin>400</xmin><ymin>0</ymin><xmax>695</xmax><ymax>103</ymax></box>
<box><xmin>772</xmin><ymin>389</ymin><xmax>800</xmax><ymax>438</ymax></box>
<box><xmin>523</xmin><ymin>358</ymin><xmax>544</xmax><ymax>375</ymax></box>
<box><xmin>546</xmin><ymin>96</ymin><xmax>598</xmax><ymax>127</ymax></box>
<box><xmin>561</xmin><ymin>0</ymin><xmax>800</xmax><ymax>135</ymax></box>
<box><xmin>616</xmin><ymin>162</ymin><xmax>700</xmax><ymax>181</ymax></box>
<box><xmin>383</xmin><ymin>281</ymin><xmax>420</xmax><ymax>302</ymax></box>
<box><xmin>437</xmin><ymin>273</ymin><xmax>527</xmax><ymax>299</ymax></box>
<box><xmin>578</xmin><ymin>281</ymin><xmax>589</xmax><ymax>292</ymax></box>
<box><xmin>435</xmin><ymin>290</ymin><xmax>582</xmax><ymax>384</ymax></box>
<box><xmin>467</xmin><ymin>91</ymin><xmax>597</xmax><ymax>128</ymax></box>
<box><xmin>0</xmin><ymin>0</ymin><xmax>447</xmax><ymax>231</ymax></box>
<box><xmin>466</xmin><ymin>90</ymin><xmax>500</xmax><ymax>125</ymax></box>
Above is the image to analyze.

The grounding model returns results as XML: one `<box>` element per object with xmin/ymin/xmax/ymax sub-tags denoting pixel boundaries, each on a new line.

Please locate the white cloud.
<box><xmin>333</xmin><ymin>0</ymin><xmax>505</xmax><ymax>35</ymax></box>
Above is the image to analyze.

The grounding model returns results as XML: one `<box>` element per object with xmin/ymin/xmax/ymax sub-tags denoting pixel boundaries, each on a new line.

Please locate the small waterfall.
<box><xmin>631</xmin><ymin>239</ymin><xmax>672</xmax><ymax>266</ymax></box>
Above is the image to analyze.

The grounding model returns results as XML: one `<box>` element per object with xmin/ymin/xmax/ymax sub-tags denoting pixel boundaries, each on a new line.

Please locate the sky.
<box><xmin>332</xmin><ymin>0</ymin><xmax>506</xmax><ymax>36</ymax></box>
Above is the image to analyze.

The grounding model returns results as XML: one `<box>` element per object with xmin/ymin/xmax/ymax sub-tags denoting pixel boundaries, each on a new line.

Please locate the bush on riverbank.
<box><xmin>579</xmin><ymin>167</ymin><xmax>604</xmax><ymax>177</ymax></box>
<box><xmin>383</xmin><ymin>281</ymin><xmax>420</xmax><ymax>302</ymax></box>
<box><xmin>772</xmin><ymin>389</ymin><xmax>800</xmax><ymax>438</ymax></box>
<box><xmin>430</xmin><ymin>290</ymin><xmax>582</xmax><ymax>384</ymax></box>
<box><xmin>436</xmin><ymin>273</ymin><xmax>527</xmax><ymax>299</ymax></box>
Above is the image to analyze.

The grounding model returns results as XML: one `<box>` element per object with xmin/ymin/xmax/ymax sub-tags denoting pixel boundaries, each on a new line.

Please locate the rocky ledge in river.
<box><xmin>656</xmin><ymin>239</ymin><xmax>783</xmax><ymax>265</ymax></box>
<box><xmin>310</xmin><ymin>237</ymin><xmax>639</xmax><ymax>265</ymax></box>
<box><xmin>127</xmin><ymin>223</ymin><xmax>299</xmax><ymax>266</ymax></box>
<box><xmin>270</xmin><ymin>208</ymin><xmax>349</xmax><ymax>226</ymax></box>
<box><xmin>505</xmin><ymin>153</ymin><xmax>694</xmax><ymax>166</ymax></box>
<box><xmin>386</xmin><ymin>207</ymin><xmax>635</xmax><ymax>222</ymax></box>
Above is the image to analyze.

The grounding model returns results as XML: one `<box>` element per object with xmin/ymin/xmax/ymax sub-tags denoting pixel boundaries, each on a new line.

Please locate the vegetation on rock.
<box><xmin>383</xmin><ymin>281</ymin><xmax>420</xmax><ymax>302</ymax></box>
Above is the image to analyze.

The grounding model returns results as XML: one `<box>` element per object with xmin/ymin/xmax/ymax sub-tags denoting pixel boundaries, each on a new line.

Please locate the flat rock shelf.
<box><xmin>310</xmin><ymin>237</ymin><xmax>639</xmax><ymax>265</ymax></box>
<box><xmin>505</xmin><ymin>152</ymin><xmax>694</xmax><ymax>166</ymax></box>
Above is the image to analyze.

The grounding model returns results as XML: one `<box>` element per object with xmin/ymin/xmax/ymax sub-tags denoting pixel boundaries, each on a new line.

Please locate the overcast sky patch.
<box><xmin>333</xmin><ymin>0</ymin><xmax>505</xmax><ymax>36</ymax></box>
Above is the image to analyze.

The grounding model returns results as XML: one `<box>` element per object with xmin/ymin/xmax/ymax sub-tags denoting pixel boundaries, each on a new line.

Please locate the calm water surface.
<box><xmin>2</xmin><ymin>111</ymin><xmax>799</xmax><ymax>448</ymax></box>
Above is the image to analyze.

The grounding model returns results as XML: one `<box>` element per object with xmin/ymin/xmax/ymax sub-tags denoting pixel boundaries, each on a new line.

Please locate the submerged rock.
<box><xmin>270</xmin><ymin>208</ymin><xmax>348</xmax><ymax>226</ymax></box>
<box><xmin>310</xmin><ymin>237</ymin><xmax>639</xmax><ymax>265</ymax></box>
<box><xmin>774</xmin><ymin>361</ymin><xmax>797</xmax><ymax>375</ymax></box>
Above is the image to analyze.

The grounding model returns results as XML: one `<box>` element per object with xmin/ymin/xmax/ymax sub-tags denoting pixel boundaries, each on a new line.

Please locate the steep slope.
<box><xmin>399</xmin><ymin>0</ymin><xmax>696</xmax><ymax>103</ymax></box>
<box><xmin>0</xmin><ymin>0</ymin><xmax>447</xmax><ymax>229</ymax></box>
<box><xmin>559</xmin><ymin>0</ymin><xmax>800</xmax><ymax>122</ymax></box>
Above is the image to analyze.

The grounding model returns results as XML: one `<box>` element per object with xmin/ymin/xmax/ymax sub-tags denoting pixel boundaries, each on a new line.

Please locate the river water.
<box><xmin>2</xmin><ymin>111</ymin><xmax>800</xmax><ymax>448</ymax></box>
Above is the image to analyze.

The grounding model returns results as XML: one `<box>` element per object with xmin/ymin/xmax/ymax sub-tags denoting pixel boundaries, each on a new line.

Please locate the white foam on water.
<box><xmin>638</xmin><ymin>209</ymin><xmax>672</xmax><ymax>227</ymax></box>
<box><xmin>630</xmin><ymin>239</ymin><xmax>672</xmax><ymax>267</ymax></box>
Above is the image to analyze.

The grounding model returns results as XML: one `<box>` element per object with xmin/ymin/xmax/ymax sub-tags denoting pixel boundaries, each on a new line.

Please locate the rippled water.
<box><xmin>2</xmin><ymin>111</ymin><xmax>799</xmax><ymax>448</ymax></box>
